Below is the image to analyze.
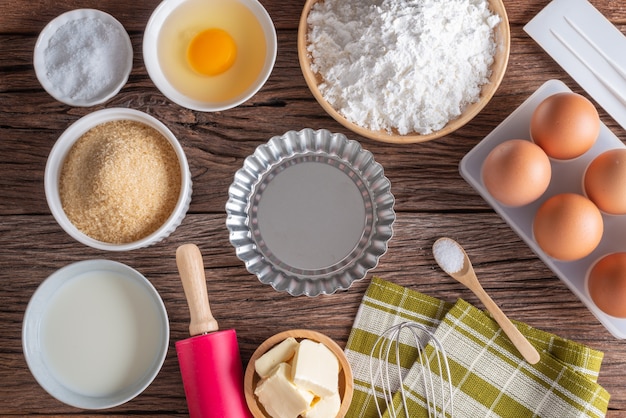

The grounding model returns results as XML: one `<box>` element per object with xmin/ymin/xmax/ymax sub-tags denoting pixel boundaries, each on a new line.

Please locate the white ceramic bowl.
<box><xmin>143</xmin><ymin>0</ymin><xmax>277</xmax><ymax>111</ymax></box>
<box><xmin>33</xmin><ymin>9</ymin><xmax>133</xmax><ymax>107</ymax></box>
<box><xmin>44</xmin><ymin>108</ymin><xmax>192</xmax><ymax>251</ymax></box>
<box><xmin>22</xmin><ymin>260</ymin><xmax>169</xmax><ymax>409</ymax></box>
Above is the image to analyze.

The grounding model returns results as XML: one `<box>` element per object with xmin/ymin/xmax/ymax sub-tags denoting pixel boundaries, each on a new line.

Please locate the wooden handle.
<box><xmin>476</xmin><ymin>291</ymin><xmax>541</xmax><ymax>365</ymax></box>
<box><xmin>176</xmin><ymin>243</ymin><xmax>219</xmax><ymax>336</ymax></box>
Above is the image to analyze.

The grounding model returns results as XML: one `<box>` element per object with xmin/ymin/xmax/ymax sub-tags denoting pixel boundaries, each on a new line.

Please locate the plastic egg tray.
<box><xmin>460</xmin><ymin>79</ymin><xmax>626</xmax><ymax>339</ymax></box>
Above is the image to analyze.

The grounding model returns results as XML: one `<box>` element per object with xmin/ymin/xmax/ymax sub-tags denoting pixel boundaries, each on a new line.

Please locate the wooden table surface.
<box><xmin>2</xmin><ymin>0</ymin><xmax>625</xmax><ymax>416</ymax></box>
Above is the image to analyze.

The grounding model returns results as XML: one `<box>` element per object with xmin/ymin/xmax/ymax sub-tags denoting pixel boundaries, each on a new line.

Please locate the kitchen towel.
<box><xmin>345</xmin><ymin>277</ymin><xmax>609</xmax><ymax>418</ymax></box>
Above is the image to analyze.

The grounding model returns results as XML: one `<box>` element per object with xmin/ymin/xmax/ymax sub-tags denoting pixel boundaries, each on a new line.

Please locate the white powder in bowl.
<box><xmin>306</xmin><ymin>0</ymin><xmax>501</xmax><ymax>135</ymax></box>
<box><xmin>43</xmin><ymin>17</ymin><xmax>130</xmax><ymax>102</ymax></box>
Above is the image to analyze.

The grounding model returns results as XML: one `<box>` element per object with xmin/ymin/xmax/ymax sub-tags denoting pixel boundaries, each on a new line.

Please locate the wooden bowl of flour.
<box><xmin>298</xmin><ymin>0</ymin><xmax>510</xmax><ymax>144</ymax></box>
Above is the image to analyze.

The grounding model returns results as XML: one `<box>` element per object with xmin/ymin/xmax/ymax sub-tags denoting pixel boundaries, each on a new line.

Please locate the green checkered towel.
<box><xmin>345</xmin><ymin>277</ymin><xmax>610</xmax><ymax>418</ymax></box>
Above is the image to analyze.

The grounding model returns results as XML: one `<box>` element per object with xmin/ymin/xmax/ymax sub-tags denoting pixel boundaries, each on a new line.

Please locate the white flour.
<box><xmin>307</xmin><ymin>0</ymin><xmax>501</xmax><ymax>135</ymax></box>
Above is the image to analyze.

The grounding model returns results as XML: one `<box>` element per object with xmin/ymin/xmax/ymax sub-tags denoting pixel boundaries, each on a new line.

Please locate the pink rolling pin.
<box><xmin>175</xmin><ymin>243</ymin><xmax>252</xmax><ymax>418</ymax></box>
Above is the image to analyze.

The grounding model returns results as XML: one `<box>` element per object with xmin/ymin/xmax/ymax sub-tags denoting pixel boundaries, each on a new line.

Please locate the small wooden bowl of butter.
<box><xmin>244</xmin><ymin>329</ymin><xmax>353</xmax><ymax>418</ymax></box>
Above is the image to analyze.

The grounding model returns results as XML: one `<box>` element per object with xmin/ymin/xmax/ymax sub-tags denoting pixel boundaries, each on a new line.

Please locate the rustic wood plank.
<box><xmin>1</xmin><ymin>0</ymin><xmax>625</xmax><ymax>416</ymax></box>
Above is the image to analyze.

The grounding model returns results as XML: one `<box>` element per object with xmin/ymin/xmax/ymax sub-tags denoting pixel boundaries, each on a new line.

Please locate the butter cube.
<box><xmin>255</xmin><ymin>337</ymin><xmax>299</xmax><ymax>378</ymax></box>
<box><xmin>254</xmin><ymin>363</ymin><xmax>314</xmax><ymax>418</ymax></box>
<box><xmin>303</xmin><ymin>393</ymin><xmax>341</xmax><ymax>418</ymax></box>
<box><xmin>291</xmin><ymin>339</ymin><xmax>339</xmax><ymax>397</ymax></box>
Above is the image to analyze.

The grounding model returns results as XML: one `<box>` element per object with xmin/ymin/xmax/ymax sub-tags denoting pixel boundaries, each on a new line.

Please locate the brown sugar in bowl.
<box><xmin>244</xmin><ymin>329</ymin><xmax>354</xmax><ymax>418</ymax></box>
<box><xmin>44</xmin><ymin>108</ymin><xmax>192</xmax><ymax>251</ymax></box>
<box><xmin>297</xmin><ymin>0</ymin><xmax>510</xmax><ymax>144</ymax></box>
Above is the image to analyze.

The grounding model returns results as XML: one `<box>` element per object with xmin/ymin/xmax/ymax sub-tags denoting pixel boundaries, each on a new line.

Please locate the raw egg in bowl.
<box><xmin>143</xmin><ymin>0</ymin><xmax>277</xmax><ymax>111</ymax></box>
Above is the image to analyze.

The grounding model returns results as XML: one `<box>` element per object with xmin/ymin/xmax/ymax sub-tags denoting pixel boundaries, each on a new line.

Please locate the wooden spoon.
<box><xmin>433</xmin><ymin>237</ymin><xmax>541</xmax><ymax>365</ymax></box>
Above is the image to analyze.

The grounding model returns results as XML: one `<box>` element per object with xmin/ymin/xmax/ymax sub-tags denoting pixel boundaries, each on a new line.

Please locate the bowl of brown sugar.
<box><xmin>44</xmin><ymin>108</ymin><xmax>192</xmax><ymax>251</ymax></box>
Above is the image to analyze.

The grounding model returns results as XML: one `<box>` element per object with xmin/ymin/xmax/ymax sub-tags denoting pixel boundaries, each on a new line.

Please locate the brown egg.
<box><xmin>530</xmin><ymin>92</ymin><xmax>600</xmax><ymax>160</ymax></box>
<box><xmin>533</xmin><ymin>193</ymin><xmax>603</xmax><ymax>261</ymax></box>
<box><xmin>482</xmin><ymin>139</ymin><xmax>551</xmax><ymax>207</ymax></box>
<box><xmin>583</xmin><ymin>148</ymin><xmax>626</xmax><ymax>215</ymax></box>
<box><xmin>587</xmin><ymin>253</ymin><xmax>626</xmax><ymax>318</ymax></box>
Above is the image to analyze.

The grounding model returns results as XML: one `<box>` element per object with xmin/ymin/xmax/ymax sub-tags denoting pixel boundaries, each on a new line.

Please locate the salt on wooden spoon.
<box><xmin>432</xmin><ymin>237</ymin><xmax>541</xmax><ymax>365</ymax></box>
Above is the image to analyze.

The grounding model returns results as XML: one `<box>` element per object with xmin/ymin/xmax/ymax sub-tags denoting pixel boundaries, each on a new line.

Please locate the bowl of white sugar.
<box><xmin>22</xmin><ymin>259</ymin><xmax>169</xmax><ymax>409</ymax></box>
<box><xmin>44</xmin><ymin>108</ymin><xmax>192</xmax><ymax>251</ymax></box>
<box><xmin>298</xmin><ymin>0</ymin><xmax>510</xmax><ymax>144</ymax></box>
<box><xmin>34</xmin><ymin>9</ymin><xmax>133</xmax><ymax>107</ymax></box>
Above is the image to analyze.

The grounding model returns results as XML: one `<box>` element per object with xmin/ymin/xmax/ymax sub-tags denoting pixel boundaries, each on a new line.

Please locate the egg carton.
<box><xmin>460</xmin><ymin>79</ymin><xmax>626</xmax><ymax>339</ymax></box>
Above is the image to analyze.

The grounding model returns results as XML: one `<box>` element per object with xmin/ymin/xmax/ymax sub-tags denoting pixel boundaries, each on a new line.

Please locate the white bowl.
<box><xmin>143</xmin><ymin>0</ymin><xmax>277</xmax><ymax>111</ymax></box>
<box><xmin>22</xmin><ymin>260</ymin><xmax>169</xmax><ymax>409</ymax></box>
<box><xmin>44</xmin><ymin>108</ymin><xmax>192</xmax><ymax>251</ymax></box>
<box><xmin>33</xmin><ymin>9</ymin><xmax>133</xmax><ymax>107</ymax></box>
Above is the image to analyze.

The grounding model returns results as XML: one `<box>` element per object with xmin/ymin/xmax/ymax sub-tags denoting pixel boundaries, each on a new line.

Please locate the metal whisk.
<box><xmin>369</xmin><ymin>322</ymin><xmax>454</xmax><ymax>418</ymax></box>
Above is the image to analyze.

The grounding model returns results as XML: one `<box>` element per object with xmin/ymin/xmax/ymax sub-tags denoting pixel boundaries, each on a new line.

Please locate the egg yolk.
<box><xmin>187</xmin><ymin>28</ymin><xmax>237</xmax><ymax>76</ymax></box>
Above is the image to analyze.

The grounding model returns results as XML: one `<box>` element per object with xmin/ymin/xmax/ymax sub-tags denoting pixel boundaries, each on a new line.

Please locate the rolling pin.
<box><xmin>175</xmin><ymin>243</ymin><xmax>252</xmax><ymax>418</ymax></box>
